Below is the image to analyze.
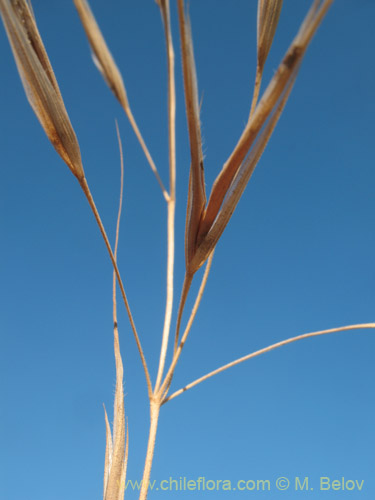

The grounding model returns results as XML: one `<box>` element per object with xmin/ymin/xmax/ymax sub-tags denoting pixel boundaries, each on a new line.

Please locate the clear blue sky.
<box><xmin>1</xmin><ymin>1</ymin><xmax>374</xmax><ymax>499</ymax></box>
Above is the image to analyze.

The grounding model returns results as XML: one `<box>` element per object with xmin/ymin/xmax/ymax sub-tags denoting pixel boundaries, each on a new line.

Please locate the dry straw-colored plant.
<box><xmin>1</xmin><ymin>1</ymin><xmax>373</xmax><ymax>499</ymax></box>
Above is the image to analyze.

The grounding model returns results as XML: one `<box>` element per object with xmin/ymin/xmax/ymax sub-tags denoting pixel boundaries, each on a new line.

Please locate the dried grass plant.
<box><xmin>1</xmin><ymin>1</ymin><xmax>374</xmax><ymax>499</ymax></box>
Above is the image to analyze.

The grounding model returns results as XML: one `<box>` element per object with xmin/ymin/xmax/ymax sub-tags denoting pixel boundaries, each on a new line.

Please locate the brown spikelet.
<box><xmin>257</xmin><ymin>0</ymin><xmax>283</xmax><ymax>74</ymax></box>
<box><xmin>250</xmin><ymin>0</ymin><xmax>283</xmax><ymax>116</ymax></box>
<box><xmin>73</xmin><ymin>0</ymin><xmax>129</xmax><ymax>110</ymax></box>
<box><xmin>191</xmin><ymin>63</ymin><xmax>299</xmax><ymax>271</ymax></box>
<box><xmin>193</xmin><ymin>0</ymin><xmax>334</xmax><ymax>272</ymax></box>
<box><xmin>0</xmin><ymin>0</ymin><xmax>84</xmax><ymax>180</ymax></box>
<box><xmin>177</xmin><ymin>0</ymin><xmax>206</xmax><ymax>273</ymax></box>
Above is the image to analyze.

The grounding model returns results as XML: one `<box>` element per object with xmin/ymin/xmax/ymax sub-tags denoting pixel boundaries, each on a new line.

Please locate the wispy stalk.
<box><xmin>139</xmin><ymin>2</ymin><xmax>177</xmax><ymax>497</ymax></box>
<box><xmin>159</xmin><ymin>252</ymin><xmax>214</xmax><ymax>400</ymax></box>
<box><xmin>163</xmin><ymin>323</ymin><xmax>375</xmax><ymax>404</ymax></box>
<box><xmin>79</xmin><ymin>177</ymin><xmax>153</xmax><ymax>398</ymax></box>
<box><xmin>112</xmin><ymin>122</ymin><xmax>125</xmax><ymax>455</ymax></box>
<box><xmin>73</xmin><ymin>0</ymin><xmax>169</xmax><ymax>200</ymax></box>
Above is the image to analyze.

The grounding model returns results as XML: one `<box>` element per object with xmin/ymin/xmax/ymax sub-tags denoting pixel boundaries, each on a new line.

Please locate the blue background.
<box><xmin>0</xmin><ymin>1</ymin><xmax>374</xmax><ymax>498</ymax></box>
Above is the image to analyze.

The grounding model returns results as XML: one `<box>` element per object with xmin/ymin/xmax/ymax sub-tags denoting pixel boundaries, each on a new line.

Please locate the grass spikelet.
<box><xmin>257</xmin><ymin>0</ymin><xmax>283</xmax><ymax>69</ymax></box>
<box><xmin>250</xmin><ymin>0</ymin><xmax>283</xmax><ymax>115</ymax></box>
<box><xmin>177</xmin><ymin>0</ymin><xmax>206</xmax><ymax>274</ymax></box>
<box><xmin>192</xmin><ymin>64</ymin><xmax>299</xmax><ymax>269</ymax></box>
<box><xmin>0</xmin><ymin>0</ymin><xmax>84</xmax><ymax>180</ymax></box>
<box><xmin>73</xmin><ymin>0</ymin><xmax>129</xmax><ymax>110</ymax></box>
<box><xmin>194</xmin><ymin>0</ymin><xmax>334</xmax><ymax>271</ymax></box>
<box><xmin>104</xmin><ymin>319</ymin><xmax>126</xmax><ymax>500</ymax></box>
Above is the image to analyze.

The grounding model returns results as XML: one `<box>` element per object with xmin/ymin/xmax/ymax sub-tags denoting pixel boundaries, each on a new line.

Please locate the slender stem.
<box><xmin>78</xmin><ymin>177</ymin><xmax>152</xmax><ymax>398</ymax></box>
<box><xmin>138</xmin><ymin>400</ymin><xmax>161</xmax><ymax>500</ymax></box>
<box><xmin>160</xmin><ymin>253</ymin><xmax>214</xmax><ymax>399</ymax></box>
<box><xmin>163</xmin><ymin>323</ymin><xmax>375</xmax><ymax>404</ymax></box>
<box><xmin>111</xmin><ymin>120</ymin><xmax>125</xmax><ymax>446</ymax></box>
<box><xmin>113</xmin><ymin>121</ymin><xmax>124</xmax><ymax>269</ymax></box>
<box><xmin>159</xmin><ymin>272</ymin><xmax>193</xmax><ymax>398</ymax></box>
<box><xmin>162</xmin><ymin>0</ymin><xmax>176</xmax><ymax>204</ymax></box>
<box><xmin>173</xmin><ymin>272</ymin><xmax>194</xmax><ymax>354</ymax></box>
<box><xmin>140</xmin><ymin>3</ymin><xmax>176</xmax><ymax>497</ymax></box>
<box><xmin>155</xmin><ymin>201</ymin><xmax>175</xmax><ymax>391</ymax></box>
<box><xmin>124</xmin><ymin>105</ymin><xmax>170</xmax><ymax>202</ymax></box>
<box><xmin>154</xmin><ymin>0</ymin><xmax>177</xmax><ymax>393</ymax></box>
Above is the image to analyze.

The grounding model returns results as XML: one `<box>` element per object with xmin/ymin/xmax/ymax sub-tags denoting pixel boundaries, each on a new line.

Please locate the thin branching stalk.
<box><xmin>4</xmin><ymin>3</ymin><xmax>373</xmax><ymax>500</ymax></box>
<box><xmin>112</xmin><ymin>121</ymin><xmax>125</xmax><ymax>446</ymax></box>
<box><xmin>160</xmin><ymin>252</ymin><xmax>214</xmax><ymax>400</ymax></box>
<box><xmin>139</xmin><ymin>2</ymin><xmax>177</xmax><ymax>497</ymax></box>
<box><xmin>124</xmin><ymin>106</ymin><xmax>170</xmax><ymax>201</ymax></box>
<box><xmin>113</xmin><ymin>122</ymin><xmax>124</xmax><ymax>282</ymax></box>
<box><xmin>163</xmin><ymin>323</ymin><xmax>375</xmax><ymax>404</ymax></box>
<box><xmin>154</xmin><ymin>201</ymin><xmax>175</xmax><ymax>390</ymax></box>
<box><xmin>154</xmin><ymin>0</ymin><xmax>177</xmax><ymax>393</ymax></box>
<box><xmin>173</xmin><ymin>272</ymin><xmax>194</xmax><ymax>354</ymax></box>
<box><xmin>78</xmin><ymin>177</ymin><xmax>153</xmax><ymax>399</ymax></box>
